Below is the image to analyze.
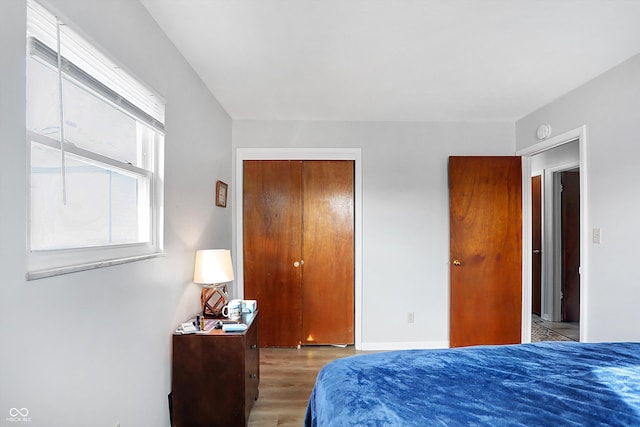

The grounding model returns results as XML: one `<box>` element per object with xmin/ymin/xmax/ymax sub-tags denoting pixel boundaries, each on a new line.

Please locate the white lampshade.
<box><xmin>193</xmin><ymin>249</ymin><xmax>234</xmax><ymax>285</ymax></box>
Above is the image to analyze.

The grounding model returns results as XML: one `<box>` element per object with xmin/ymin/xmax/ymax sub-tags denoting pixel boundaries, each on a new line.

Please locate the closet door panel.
<box><xmin>243</xmin><ymin>160</ymin><xmax>303</xmax><ymax>347</ymax></box>
<box><xmin>301</xmin><ymin>161</ymin><xmax>355</xmax><ymax>344</ymax></box>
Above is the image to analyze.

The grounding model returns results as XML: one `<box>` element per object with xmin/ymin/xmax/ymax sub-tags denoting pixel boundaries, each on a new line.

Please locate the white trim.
<box><xmin>27</xmin><ymin>251</ymin><xmax>166</xmax><ymax>280</ymax></box>
<box><xmin>517</xmin><ymin>126</ymin><xmax>587</xmax><ymax>342</ymax></box>
<box><xmin>234</xmin><ymin>148</ymin><xmax>363</xmax><ymax>349</ymax></box>
<box><xmin>517</xmin><ymin>128</ymin><xmax>582</xmax><ymax>156</ymax></box>
<box><xmin>29</xmin><ymin>132</ymin><xmax>152</xmax><ymax>178</ymax></box>
<box><xmin>360</xmin><ymin>341</ymin><xmax>449</xmax><ymax>351</ymax></box>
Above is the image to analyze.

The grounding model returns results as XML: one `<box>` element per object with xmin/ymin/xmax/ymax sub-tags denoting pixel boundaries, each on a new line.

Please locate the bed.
<box><xmin>304</xmin><ymin>342</ymin><xmax>640</xmax><ymax>426</ymax></box>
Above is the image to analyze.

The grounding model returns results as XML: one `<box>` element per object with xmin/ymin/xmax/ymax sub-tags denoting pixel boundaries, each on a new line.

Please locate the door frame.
<box><xmin>518</xmin><ymin>126</ymin><xmax>588</xmax><ymax>343</ymax></box>
<box><xmin>234</xmin><ymin>148</ymin><xmax>363</xmax><ymax>349</ymax></box>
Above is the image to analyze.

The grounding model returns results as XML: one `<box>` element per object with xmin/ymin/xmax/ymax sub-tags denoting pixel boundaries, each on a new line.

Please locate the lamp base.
<box><xmin>201</xmin><ymin>284</ymin><xmax>229</xmax><ymax>317</ymax></box>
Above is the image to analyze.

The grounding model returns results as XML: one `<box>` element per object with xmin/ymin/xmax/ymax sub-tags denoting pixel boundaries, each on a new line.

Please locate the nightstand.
<box><xmin>171</xmin><ymin>310</ymin><xmax>259</xmax><ymax>426</ymax></box>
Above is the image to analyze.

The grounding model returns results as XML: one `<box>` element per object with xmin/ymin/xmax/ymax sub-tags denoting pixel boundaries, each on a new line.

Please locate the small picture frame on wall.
<box><xmin>215</xmin><ymin>180</ymin><xmax>228</xmax><ymax>207</ymax></box>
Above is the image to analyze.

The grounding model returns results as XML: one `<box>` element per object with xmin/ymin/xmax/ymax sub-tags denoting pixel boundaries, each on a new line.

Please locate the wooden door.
<box><xmin>244</xmin><ymin>160</ymin><xmax>303</xmax><ymax>347</ymax></box>
<box><xmin>243</xmin><ymin>160</ymin><xmax>355</xmax><ymax>347</ymax></box>
<box><xmin>561</xmin><ymin>171</ymin><xmax>580</xmax><ymax>322</ymax></box>
<box><xmin>302</xmin><ymin>161</ymin><xmax>354</xmax><ymax>345</ymax></box>
<box><xmin>532</xmin><ymin>175</ymin><xmax>542</xmax><ymax>316</ymax></box>
<box><xmin>449</xmin><ymin>156</ymin><xmax>522</xmax><ymax>348</ymax></box>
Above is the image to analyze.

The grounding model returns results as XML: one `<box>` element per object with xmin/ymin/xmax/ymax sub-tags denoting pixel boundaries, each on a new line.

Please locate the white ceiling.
<box><xmin>140</xmin><ymin>0</ymin><xmax>640</xmax><ymax>122</ymax></box>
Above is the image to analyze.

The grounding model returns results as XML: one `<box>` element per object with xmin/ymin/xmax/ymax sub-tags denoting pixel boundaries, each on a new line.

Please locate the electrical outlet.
<box><xmin>593</xmin><ymin>228</ymin><xmax>601</xmax><ymax>244</ymax></box>
<box><xmin>408</xmin><ymin>312</ymin><xmax>415</xmax><ymax>323</ymax></box>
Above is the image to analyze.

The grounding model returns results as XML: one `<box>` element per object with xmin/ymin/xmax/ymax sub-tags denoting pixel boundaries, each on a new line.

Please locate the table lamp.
<box><xmin>193</xmin><ymin>249</ymin><xmax>234</xmax><ymax>317</ymax></box>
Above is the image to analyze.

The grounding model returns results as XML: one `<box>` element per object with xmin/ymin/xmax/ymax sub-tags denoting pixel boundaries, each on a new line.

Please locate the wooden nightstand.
<box><xmin>171</xmin><ymin>310</ymin><xmax>259</xmax><ymax>427</ymax></box>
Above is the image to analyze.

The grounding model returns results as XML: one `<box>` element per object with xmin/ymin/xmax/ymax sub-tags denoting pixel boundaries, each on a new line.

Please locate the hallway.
<box><xmin>531</xmin><ymin>314</ymin><xmax>579</xmax><ymax>342</ymax></box>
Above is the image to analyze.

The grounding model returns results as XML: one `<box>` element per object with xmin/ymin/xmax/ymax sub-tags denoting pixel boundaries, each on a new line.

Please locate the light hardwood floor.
<box><xmin>248</xmin><ymin>346</ymin><xmax>359</xmax><ymax>427</ymax></box>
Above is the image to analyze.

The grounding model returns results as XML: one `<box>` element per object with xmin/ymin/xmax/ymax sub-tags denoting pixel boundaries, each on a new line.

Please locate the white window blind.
<box><xmin>27</xmin><ymin>0</ymin><xmax>165</xmax><ymax>129</ymax></box>
<box><xmin>26</xmin><ymin>0</ymin><xmax>166</xmax><ymax>279</ymax></box>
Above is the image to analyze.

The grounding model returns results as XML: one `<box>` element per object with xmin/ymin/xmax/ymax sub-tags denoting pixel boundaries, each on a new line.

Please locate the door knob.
<box><xmin>453</xmin><ymin>260</ymin><xmax>462</xmax><ymax>266</ymax></box>
<box><xmin>293</xmin><ymin>261</ymin><xmax>300</xmax><ymax>267</ymax></box>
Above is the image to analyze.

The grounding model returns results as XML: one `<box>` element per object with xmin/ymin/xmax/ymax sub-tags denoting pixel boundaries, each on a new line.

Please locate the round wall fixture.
<box><xmin>536</xmin><ymin>124</ymin><xmax>552</xmax><ymax>140</ymax></box>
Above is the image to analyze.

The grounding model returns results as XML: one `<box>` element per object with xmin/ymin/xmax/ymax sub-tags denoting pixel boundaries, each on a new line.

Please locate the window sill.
<box><xmin>26</xmin><ymin>252</ymin><xmax>167</xmax><ymax>281</ymax></box>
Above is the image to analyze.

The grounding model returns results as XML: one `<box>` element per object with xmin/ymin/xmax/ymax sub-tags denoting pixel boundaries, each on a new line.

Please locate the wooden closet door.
<box><xmin>243</xmin><ymin>160</ymin><xmax>303</xmax><ymax>347</ymax></box>
<box><xmin>302</xmin><ymin>161</ymin><xmax>354</xmax><ymax>345</ymax></box>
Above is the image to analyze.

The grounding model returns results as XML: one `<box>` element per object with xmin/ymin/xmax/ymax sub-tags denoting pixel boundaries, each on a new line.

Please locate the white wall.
<box><xmin>233</xmin><ymin>121</ymin><xmax>514</xmax><ymax>349</ymax></box>
<box><xmin>517</xmin><ymin>53</ymin><xmax>640</xmax><ymax>342</ymax></box>
<box><xmin>0</xmin><ymin>1</ymin><xmax>232</xmax><ymax>426</ymax></box>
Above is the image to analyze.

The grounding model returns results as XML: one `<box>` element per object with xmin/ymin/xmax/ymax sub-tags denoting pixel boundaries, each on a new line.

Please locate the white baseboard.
<box><xmin>359</xmin><ymin>340</ymin><xmax>450</xmax><ymax>351</ymax></box>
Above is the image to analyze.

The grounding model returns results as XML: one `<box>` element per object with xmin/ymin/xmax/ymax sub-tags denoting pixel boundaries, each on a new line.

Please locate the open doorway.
<box><xmin>530</xmin><ymin>166</ymin><xmax>580</xmax><ymax>342</ymax></box>
<box><xmin>524</xmin><ymin>133</ymin><xmax>583</xmax><ymax>343</ymax></box>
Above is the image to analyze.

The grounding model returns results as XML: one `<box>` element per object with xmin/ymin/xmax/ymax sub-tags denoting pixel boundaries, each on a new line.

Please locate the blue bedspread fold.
<box><xmin>305</xmin><ymin>342</ymin><xmax>640</xmax><ymax>426</ymax></box>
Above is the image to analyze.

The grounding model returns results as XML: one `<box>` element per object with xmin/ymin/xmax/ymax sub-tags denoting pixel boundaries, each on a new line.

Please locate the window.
<box><xmin>26</xmin><ymin>0</ymin><xmax>165</xmax><ymax>279</ymax></box>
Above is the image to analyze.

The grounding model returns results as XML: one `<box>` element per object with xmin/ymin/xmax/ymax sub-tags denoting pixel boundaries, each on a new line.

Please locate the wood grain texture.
<box><xmin>561</xmin><ymin>171</ymin><xmax>580</xmax><ymax>322</ymax></box>
<box><xmin>243</xmin><ymin>160</ymin><xmax>355</xmax><ymax>347</ymax></box>
<box><xmin>247</xmin><ymin>346</ymin><xmax>359</xmax><ymax>427</ymax></box>
<box><xmin>244</xmin><ymin>160</ymin><xmax>303</xmax><ymax>347</ymax></box>
<box><xmin>172</xmin><ymin>312</ymin><xmax>260</xmax><ymax>427</ymax></box>
<box><xmin>449</xmin><ymin>156</ymin><xmax>522</xmax><ymax>347</ymax></box>
<box><xmin>302</xmin><ymin>161</ymin><xmax>354</xmax><ymax>345</ymax></box>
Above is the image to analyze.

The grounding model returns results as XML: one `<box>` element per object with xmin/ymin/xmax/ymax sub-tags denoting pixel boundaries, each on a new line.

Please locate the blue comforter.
<box><xmin>305</xmin><ymin>342</ymin><xmax>640</xmax><ymax>426</ymax></box>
